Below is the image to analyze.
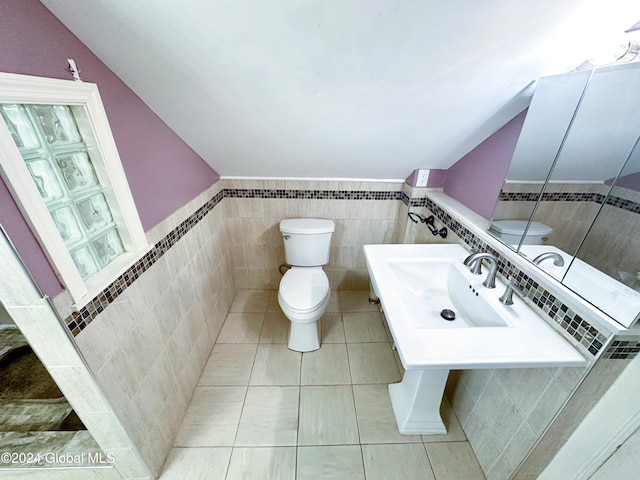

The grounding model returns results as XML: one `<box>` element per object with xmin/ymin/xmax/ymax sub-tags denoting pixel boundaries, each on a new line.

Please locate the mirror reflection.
<box><xmin>563</xmin><ymin>135</ymin><xmax>640</xmax><ymax>327</ymax></box>
<box><xmin>489</xmin><ymin>62</ymin><xmax>640</xmax><ymax>328</ymax></box>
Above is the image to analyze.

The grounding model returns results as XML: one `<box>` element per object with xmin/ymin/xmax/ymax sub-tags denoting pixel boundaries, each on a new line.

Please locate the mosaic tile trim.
<box><xmin>64</xmin><ymin>187</ymin><xmax>400</xmax><ymax>336</ymax></box>
<box><xmin>499</xmin><ymin>191</ymin><xmax>640</xmax><ymax>215</ymax></box>
<box><xmin>64</xmin><ymin>185</ymin><xmax>625</xmax><ymax>359</ymax></box>
<box><xmin>420</xmin><ymin>197</ymin><xmax>610</xmax><ymax>357</ymax></box>
<box><xmin>602</xmin><ymin>338</ymin><xmax>640</xmax><ymax>359</ymax></box>
<box><xmin>64</xmin><ymin>189</ymin><xmax>225</xmax><ymax>336</ymax></box>
<box><xmin>224</xmin><ymin>188</ymin><xmax>403</xmax><ymax>200</ymax></box>
<box><xmin>605</xmin><ymin>194</ymin><xmax>640</xmax><ymax>213</ymax></box>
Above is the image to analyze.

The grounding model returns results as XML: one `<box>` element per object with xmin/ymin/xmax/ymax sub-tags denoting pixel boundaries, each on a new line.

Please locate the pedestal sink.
<box><xmin>364</xmin><ymin>243</ymin><xmax>586</xmax><ymax>435</ymax></box>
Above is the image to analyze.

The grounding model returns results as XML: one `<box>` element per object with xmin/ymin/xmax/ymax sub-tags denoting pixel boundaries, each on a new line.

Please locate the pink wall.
<box><xmin>443</xmin><ymin>110</ymin><xmax>527</xmax><ymax>219</ymax></box>
<box><xmin>0</xmin><ymin>0</ymin><xmax>219</xmax><ymax>297</ymax></box>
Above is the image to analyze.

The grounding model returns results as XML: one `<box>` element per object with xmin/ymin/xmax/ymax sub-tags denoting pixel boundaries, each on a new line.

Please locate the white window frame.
<box><xmin>0</xmin><ymin>72</ymin><xmax>149</xmax><ymax>308</ymax></box>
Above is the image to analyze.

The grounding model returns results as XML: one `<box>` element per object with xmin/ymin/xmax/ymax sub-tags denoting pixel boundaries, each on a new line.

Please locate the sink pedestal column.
<box><xmin>388</xmin><ymin>369</ymin><xmax>449</xmax><ymax>435</ymax></box>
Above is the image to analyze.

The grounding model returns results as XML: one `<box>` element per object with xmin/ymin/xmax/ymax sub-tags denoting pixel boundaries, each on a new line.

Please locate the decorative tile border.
<box><xmin>64</xmin><ymin>188</ymin><xmax>400</xmax><ymax>336</ymax></box>
<box><xmin>603</xmin><ymin>339</ymin><xmax>640</xmax><ymax>359</ymax></box>
<box><xmin>65</xmin><ymin>185</ymin><xmax>635</xmax><ymax>360</ymax></box>
<box><xmin>226</xmin><ymin>188</ymin><xmax>403</xmax><ymax>201</ymax></box>
<box><xmin>65</xmin><ymin>189</ymin><xmax>225</xmax><ymax>336</ymax></box>
<box><xmin>499</xmin><ymin>191</ymin><xmax>640</xmax><ymax>215</ymax></box>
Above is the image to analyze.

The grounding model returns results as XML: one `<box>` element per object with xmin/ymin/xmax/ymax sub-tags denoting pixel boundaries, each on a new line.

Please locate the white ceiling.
<box><xmin>41</xmin><ymin>0</ymin><xmax>640</xmax><ymax>180</ymax></box>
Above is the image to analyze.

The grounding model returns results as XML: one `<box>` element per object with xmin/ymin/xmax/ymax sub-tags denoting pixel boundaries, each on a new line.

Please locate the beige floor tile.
<box><xmin>338</xmin><ymin>290</ymin><xmax>379</xmax><ymax>312</ymax></box>
<box><xmin>159</xmin><ymin>447</ymin><xmax>231</xmax><ymax>479</ymax></box>
<box><xmin>298</xmin><ymin>385</ymin><xmax>359</xmax><ymax>445</ymax></box>
<box><xmin>347</xmin><ymin>343</ymin><xmax>401</xmax><ymax>384</ymax></box>
<box><xmin>353</xmin><ymin>384</ymin><xmax>420</xmax><ymax>444</ymax></box>
<box><xmin>260</xmin><ymin>311</ymin><xmax>290</xmax><ymax>343</ymax></box>
<box><xmin>174</xmin><ymin>386</ymin><xmax>246</xmax><ymax>447</ymax></box>
<box><xmin>301</xmin><ymin>343</ymin><xmax>351</xmax><ymax>385</ymax></box>
<box><xmin>198</xmin><ymin>344</ymin><xmax>257</xmax><ymax>386</ymax></box>
<box><xmin>297</xmin><ymin>445</ymin><xmax>365</xmax><ymax>480</ymax></box>
<box><xmin>425</xmin><ymin>442</ymin><xmax>486</xmax><ymax>480</ymax></box>
<box><xmin>249</xmin><ymin>344</ymin><xmax>301</xmax><ymax>385</ymax></box>
<box><xmin>226</xmin><ymin>447</ymin><xmax>296</xmax><ymax>480</ymax></box>
<box><xmin>321</xmin><ymin>313</ymin><xmax>345</xmax><ymax>343</ymax></box>
<box><xmin>343</xmin><ymin>312</ymin><xmax>389</xmax><ymax>342</ymax></box>
<box><xmin>167</xmin><ymin>289</ymin><xmax>486</xmax><ymax>480</ymax></box>
<box><xmin>230</xmin><ymin>289</ymin><xmax>270</xmax><ymax>313</ymax></box>
<box><xmin>216</xmin><ymin>312</ymin><xmax>264</xmax><ymax>343</ymax></box>
<box><xmin>362</xmin><ymin>443</ymin><xmax>435</xmax><ymax>480</ymax></box>
<box><xmin>235</xmin><ymin>386</ymin><xmax>299</xmax><ymax>446</ymax></box>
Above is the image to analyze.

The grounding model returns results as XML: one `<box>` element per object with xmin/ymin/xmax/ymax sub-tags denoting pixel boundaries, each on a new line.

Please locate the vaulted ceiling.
<box><xmin>40</xmin><ymin>0</ymin><xmax>639</xmax><ymax>180</ymax></box>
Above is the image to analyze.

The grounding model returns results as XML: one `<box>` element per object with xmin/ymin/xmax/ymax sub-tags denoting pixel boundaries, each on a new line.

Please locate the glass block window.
<box><xmin>1</xmin><ymin>104</ymin><xmax>125</xmax><ymax>280</ymax></box>
<box><xmin>0</xmin><ymin>73</ymin><xmax>148</xmax><ymax>307</ymax></box>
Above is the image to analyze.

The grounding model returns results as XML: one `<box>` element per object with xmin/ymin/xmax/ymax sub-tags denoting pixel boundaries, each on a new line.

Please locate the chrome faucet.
<box><xmin>463</xmin><ymin>252</ymin><xmax>499</xmax><ymax>288</ymax></box>
<box><xmin>499</xmin><ymin>277</ymin><xmax>526</xmax><ymax>305</ymax></box>
<box><xmin>532</xmin><ymin>252</ymin><xmax>565</xmax><ymax>267</ymax></box>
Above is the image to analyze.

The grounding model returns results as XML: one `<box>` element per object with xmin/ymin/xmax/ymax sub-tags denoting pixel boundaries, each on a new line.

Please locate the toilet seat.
<box><xmin>279</xmin><ymin>267</ymin><xmax>329</xmax><ymax>313</ymax></box>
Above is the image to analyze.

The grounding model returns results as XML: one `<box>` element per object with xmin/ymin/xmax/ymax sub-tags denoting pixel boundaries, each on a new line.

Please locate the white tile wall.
<box><xmin>445</xmin><ymin>347</ymin><xmax>589</xmax><ymax>477</ymax></box>
<box><xmin>223</xmin><ymin>179</ymin><xmax>404</xmax><ymax>290</ymax></box>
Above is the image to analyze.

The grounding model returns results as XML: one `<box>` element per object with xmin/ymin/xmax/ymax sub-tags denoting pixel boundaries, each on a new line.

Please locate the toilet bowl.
<box><xmin>278</xmin><ymin>266</ymin><xmax>330</xmax><ymax>352</ymax></box>
<box><xmin>277</xmin><ymin>218</ymin><xmax>335</xmax><ymax>352</ymax></box>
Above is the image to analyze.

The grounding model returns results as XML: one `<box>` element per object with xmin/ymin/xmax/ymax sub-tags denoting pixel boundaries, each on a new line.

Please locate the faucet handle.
<box><xmin>499</xmin><ymin>277</ymin><xmax>526</xmax><ymax>305</ymax></box>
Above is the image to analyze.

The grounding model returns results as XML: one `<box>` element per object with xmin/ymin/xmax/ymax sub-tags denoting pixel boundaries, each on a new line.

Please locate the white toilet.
<box><xmin>278</xmin><ymin>218</ymin><xmax>334</xmax><ymax>352</ymax></box>
<box><xmin>489</xmin><ymin>219</ymin><xmax>553</xmax><ymax>245</ymax></box>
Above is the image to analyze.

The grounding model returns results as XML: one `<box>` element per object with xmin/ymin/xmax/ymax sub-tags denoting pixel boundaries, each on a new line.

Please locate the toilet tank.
<box><xmin>489</xmin><ymin>220</ymin><xmax>553</xmax><ymax>245</ymax></box>
<box><xmin>280</xmin><ymin>218</ymin><xmax>335</xmax><ymax>266</ymax></box>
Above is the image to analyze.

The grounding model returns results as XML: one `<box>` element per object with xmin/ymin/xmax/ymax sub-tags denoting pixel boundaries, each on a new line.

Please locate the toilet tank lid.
<box><xmin>280</xmin><ymin>218</ymin><xmax>335</xmax><ymax>234</ymax></box>
<box><xmin>490</xmin><ymin>220</ymin><xmax>553</xmax><ymax>236</ymax></box>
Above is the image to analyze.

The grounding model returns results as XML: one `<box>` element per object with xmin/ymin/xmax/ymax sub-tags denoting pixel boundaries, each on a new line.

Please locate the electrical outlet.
<box><xmin>416</xmin><ymin>169</ymin><xmax>430</xmax><ymax>187</ymax></box>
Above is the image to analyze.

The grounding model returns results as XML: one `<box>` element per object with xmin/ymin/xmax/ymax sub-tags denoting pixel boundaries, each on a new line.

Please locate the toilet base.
<box><xmin>288</xmin><ymin>321</ymin><xmax>320</xmax><ymax>352</ymax></box>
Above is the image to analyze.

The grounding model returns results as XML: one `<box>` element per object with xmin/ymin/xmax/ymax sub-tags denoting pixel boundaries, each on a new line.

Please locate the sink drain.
<box><xmin>440</xmin><ymin>309</ymin><xmax>456</xmax><ymax>321</ymax></box>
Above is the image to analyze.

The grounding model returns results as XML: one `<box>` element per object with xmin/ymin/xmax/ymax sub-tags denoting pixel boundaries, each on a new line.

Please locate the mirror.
<box><xmin>563</xmin><ymin>135</ymin><xmax>640</xmax><ymax>327</ymax></box>
<box><xmin>489</xmin><ymin>62</ymin><xmax>640</xmax><ymax>328</ymax></box>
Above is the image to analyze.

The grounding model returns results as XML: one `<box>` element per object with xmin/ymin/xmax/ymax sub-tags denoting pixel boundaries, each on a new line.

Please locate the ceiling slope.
<box><xmin>41</xmin><ymin>0</ymin><xmax>640</xmax><ymax>179</ymax></box>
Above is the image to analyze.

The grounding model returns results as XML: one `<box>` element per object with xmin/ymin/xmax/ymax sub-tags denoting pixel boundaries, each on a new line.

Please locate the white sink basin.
<box><xmin>364</xmin><ymin>243</ymin><xmax>586</xmax><ymax>370</ymax></box>
<box><xmin>364</xmin><ymin>243</ymin><xmax>586</xmax><ymax>435</ymax></box>
<box><xmin>387</xmin><ymin>259</ymin><xmax>508</xmax><ymax>329</ymax></box>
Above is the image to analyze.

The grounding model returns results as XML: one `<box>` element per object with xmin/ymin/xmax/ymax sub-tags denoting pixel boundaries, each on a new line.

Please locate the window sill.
<box><xmin>72</xmin><ymin>243</ymin><xmax>152</xmax><ymax>311</ymax></box>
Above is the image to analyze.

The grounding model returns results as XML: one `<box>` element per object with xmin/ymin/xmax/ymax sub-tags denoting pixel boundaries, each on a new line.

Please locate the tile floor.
<box><xmin>159</xmin><ymin>290</ymin><xmax>485</xmax><ymax>480</ymax></box>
